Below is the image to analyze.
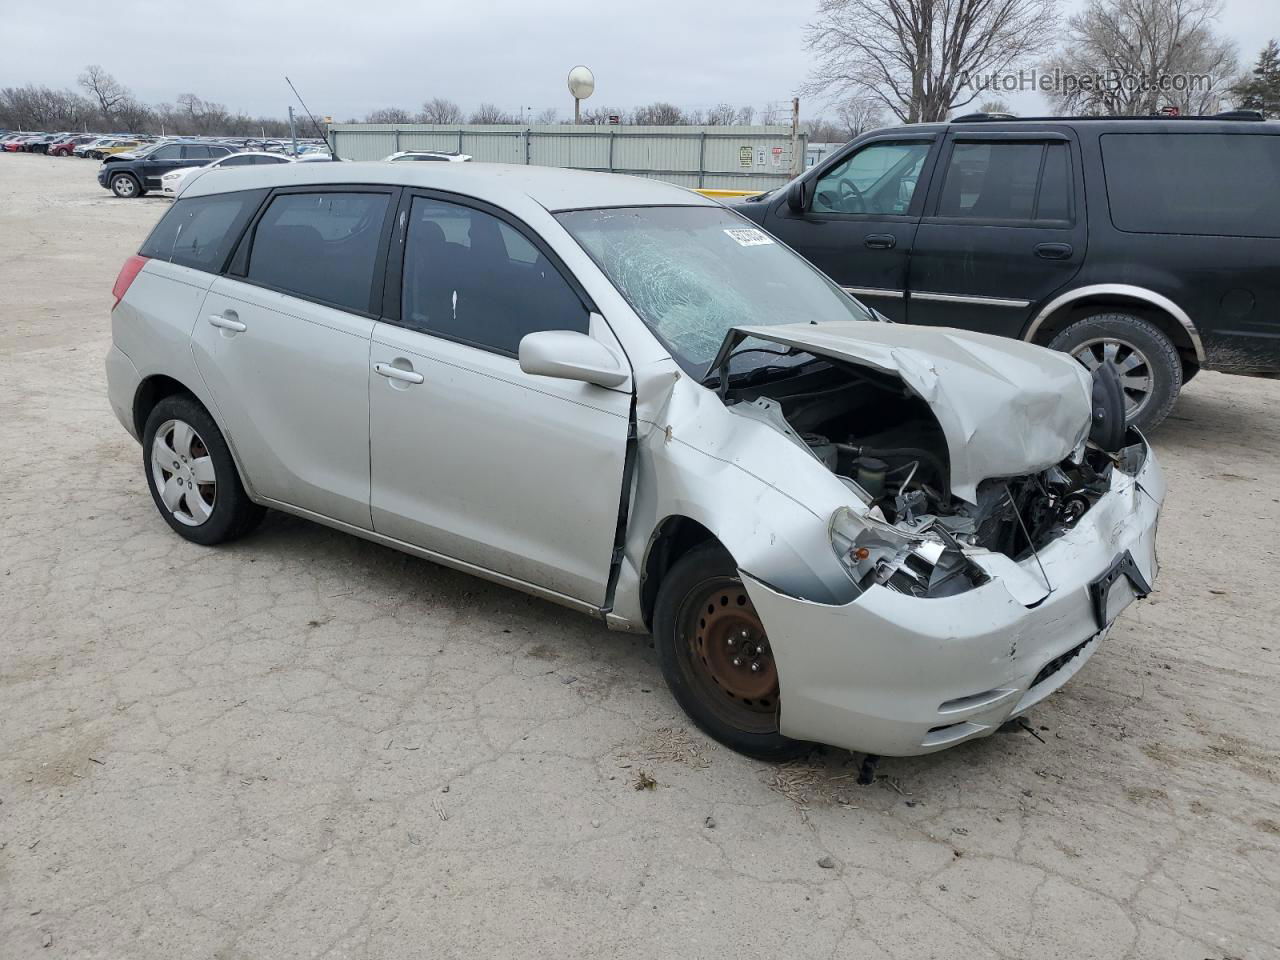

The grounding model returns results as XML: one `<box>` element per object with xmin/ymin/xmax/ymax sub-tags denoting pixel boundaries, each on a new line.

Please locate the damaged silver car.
<box><xmin>106</xmin><ymin>163</ymin><xmax>1163</xmax><ymax>760</ymax></box>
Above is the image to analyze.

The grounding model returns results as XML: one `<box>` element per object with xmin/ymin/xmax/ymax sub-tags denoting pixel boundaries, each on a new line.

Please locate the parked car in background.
<box><xmin>75</xmin><ymin>137</ymin><xmax>113</xmax><ymax>157</ymax></box>
<box><xmin>98</xmin><ymin>140</ymin><xmax>235</xmax><ymax>198</ymax></box>
<box><xmin>383</xmin><ymin>151</ymin><xmax>472</xmax><ymax>162</ymax></box>
<box><xmin>4</xmin><ymin>134</ymin><xmax>45</xmax><ymax>152</ymax></box>
<box><xmin>49</xmin><ymin>135</ymin><xmax>96</xmax><ymax>156</ymax></box>
<box><xmin>729</xmin><ymin>112</ymin><xmax>1280</xmax><ymax>431</ymax></box>
<box><xmin>160</xmin><ymin>150</ymin><xmax>294</xmax><ymax>197</ymax></box>
<box><xmin>105</xmin><ymin>161</ymin><xmax>1161</xmax><ymax>762</ymax></box>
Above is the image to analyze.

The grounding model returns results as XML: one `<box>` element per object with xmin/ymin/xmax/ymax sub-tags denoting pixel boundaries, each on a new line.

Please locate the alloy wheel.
<box><xmin>1070</xmin><ymin>337</ymin><xmax>1154</xmax><ymax>420</ymax></box>
<box><xmin>150</xmin><ymin>419</ymin><xmax>216</xmax><ymax>526</ymax></box>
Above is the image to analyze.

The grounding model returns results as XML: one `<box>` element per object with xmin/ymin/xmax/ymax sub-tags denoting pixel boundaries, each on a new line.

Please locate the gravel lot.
<box><xmin>1</xmin><ymin>152</ymin><xmax>1278</xmax><ymax>960</ymax></box>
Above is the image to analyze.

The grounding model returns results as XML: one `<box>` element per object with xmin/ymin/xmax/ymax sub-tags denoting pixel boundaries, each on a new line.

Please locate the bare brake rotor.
<box><xmin>691</xmin><ymin>583</ymin><xmax>778</xmax><ymax>711</ymax></box>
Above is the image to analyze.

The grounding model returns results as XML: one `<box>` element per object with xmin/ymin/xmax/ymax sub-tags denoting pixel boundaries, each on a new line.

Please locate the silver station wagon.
<box><xmin>106</xmin><ymin>163</ymin><xmax>1163</xmax><ymax>761</ymax></box>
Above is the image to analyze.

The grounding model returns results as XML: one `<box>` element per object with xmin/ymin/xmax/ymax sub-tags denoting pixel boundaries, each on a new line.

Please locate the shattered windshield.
<box><xmin>556</xmin><ymin>205</ymin><xmax>871</xmax><ymax>377</ymax></box>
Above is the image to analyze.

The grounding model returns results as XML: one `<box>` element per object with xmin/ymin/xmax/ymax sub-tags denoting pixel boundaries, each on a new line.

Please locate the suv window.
<box><xmin>936</xmin><ymin>141</ymin><xmax>1071</xmax><ymax>221</ymax></box>
<box><xmin>401</xmin><ymin>196</ymin><xmax>587</xmax><ymax>354</ymax></box>
<box><xmin>1101</xmin><ymin>133</ymin><xmax>1280</xmax><ymax>238</ymax></box>
<box><xmin>811</xmin><ymin>141</ymin><xmax>931</xmax><ymax>215</ymax></box>
<box><xmin>209</xmin><ymin>145</ymin><xmax>232</xmax><ymax>158</ymax></box>
<box><xmin>247</xmin><ymin>191</ymin><xmax>391</xmax><ymax>312</ymax></box>
<box><xmin>182</xmin><ymin>145</ymin><xmax>211</xmax><ymax>160</ymax></box>
<box><xmin>139</xmin><ymin>189</ymin><xmax>265</xmax><ymax>273</ymax></box>
<box><xmin>149</xmin><ymin>144</ymin><xmax>182</xmax><ymax>161</ymax></box>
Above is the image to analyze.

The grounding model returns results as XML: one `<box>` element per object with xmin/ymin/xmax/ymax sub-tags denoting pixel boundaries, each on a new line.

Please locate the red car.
<box><xmin>49</xmin><ymin>136</ymin><xmax>88</xmax><ymax>156</ymax></box>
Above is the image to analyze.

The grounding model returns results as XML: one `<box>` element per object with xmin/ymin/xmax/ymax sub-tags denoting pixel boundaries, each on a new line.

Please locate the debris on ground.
<box><xmin>633</xmin><ymin>770</ymin><xmax>657</xmax><ymax>791</ymax></box>
<box><xmin>621</xmin><ymin>727</ymin><xmax>713</xmax><ymax>769</ymax></box>
<box><xmin>704</xmin><ymin>815</ymin><xmax>716</xmax><ymax>829</ymax></box>
<box><xmin>817</xmin><ymin>855</ymin><xmax>836</xmax><ymax>869</ymax></box>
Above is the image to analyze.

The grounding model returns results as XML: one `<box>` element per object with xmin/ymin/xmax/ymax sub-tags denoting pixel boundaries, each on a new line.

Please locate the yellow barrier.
<box><xmin>694</xmin><ymin>188</ymin><xmax>765</xmax><ymax>199</ymax></box>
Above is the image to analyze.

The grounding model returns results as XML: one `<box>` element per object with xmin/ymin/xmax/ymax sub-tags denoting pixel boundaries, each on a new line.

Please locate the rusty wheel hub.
<box><xmin>690</xmin><ymin>582</ymin><xmax>777</xmax><ymax>711</ymax></box>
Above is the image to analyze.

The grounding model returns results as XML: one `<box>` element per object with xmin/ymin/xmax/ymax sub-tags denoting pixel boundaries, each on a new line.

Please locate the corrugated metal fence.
<box><xmin>327</xmin><ymin>124</ymin><xmax>806</xmax><ymax>191</ymax></box>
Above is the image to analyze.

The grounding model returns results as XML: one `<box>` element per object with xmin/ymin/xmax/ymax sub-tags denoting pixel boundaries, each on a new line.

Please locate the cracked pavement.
<box><xmin>1</xmin><ymin>154</ymin><xmax>1278</xmax><ymax>959</ymax></box>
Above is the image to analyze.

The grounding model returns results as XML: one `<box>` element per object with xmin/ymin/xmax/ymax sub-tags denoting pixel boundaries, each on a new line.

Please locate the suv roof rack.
<box><xmin>951</xmin><ymin>111</ymin><xmax>1266</xmax><ymax>123</ymax></box>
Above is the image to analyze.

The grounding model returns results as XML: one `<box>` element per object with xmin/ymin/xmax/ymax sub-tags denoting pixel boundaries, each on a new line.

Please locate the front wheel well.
<box><xmin>133</xmin><ymin>375</ymin><xmax>196</xmax><ymax>439</ymax></box>
<box><xmin>1029</xmin><ymin>296</ymin><xmax>1200</xmax><ymax>379</ymax></box>
<box><xmin>639</xmin><ymin>516</ymin><xmax>723</xmax><ymax>632</ymax></box>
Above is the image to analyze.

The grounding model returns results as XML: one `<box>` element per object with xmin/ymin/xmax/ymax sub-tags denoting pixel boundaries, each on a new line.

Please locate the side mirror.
<box><xmin>519</xmin><ymin>330</ymin><xmax>629</xmax><ymax>388</ymax></box>
<box><xmin>786</xmin><ymin>178</ymin><xmax>809</xmax><ymax>214</ymax></box>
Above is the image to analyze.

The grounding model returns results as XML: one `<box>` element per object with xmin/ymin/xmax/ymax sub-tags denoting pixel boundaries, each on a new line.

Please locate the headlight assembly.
<box><xmin>829</xmin><ymin>506</ymin><xmax>986</xmax><ymax>598</ymax></box>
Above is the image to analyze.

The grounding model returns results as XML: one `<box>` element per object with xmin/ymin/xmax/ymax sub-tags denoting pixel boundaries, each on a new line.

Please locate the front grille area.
<box><xmin>1031</xmin><ymin>635</ymin><xmax>1095</xmax><ymax>689</ymax></box>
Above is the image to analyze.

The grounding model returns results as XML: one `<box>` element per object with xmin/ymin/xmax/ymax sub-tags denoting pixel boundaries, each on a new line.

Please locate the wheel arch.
<box><xmin>1024</xmin><ymin>284</ymin><xmax>1205</xmax><ymax>376</ymax></box>
<box><xmin>639</xmin><ymin>515</ymin><xmax>724</xmax><ymax>632</ymax></box>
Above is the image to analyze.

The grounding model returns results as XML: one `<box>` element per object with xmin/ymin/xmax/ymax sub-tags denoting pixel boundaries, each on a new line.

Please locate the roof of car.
<box><xmin>178</xmin><ymin>161</ymin><xmax>716</xmax><ymax>211</ymax></box>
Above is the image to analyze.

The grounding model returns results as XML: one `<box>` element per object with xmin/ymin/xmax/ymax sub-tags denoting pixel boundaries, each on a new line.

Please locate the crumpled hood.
<box><xmin>715</xmin><ymin>321</ymin><xmax>1092</xmax><ymax>504</ymax></box>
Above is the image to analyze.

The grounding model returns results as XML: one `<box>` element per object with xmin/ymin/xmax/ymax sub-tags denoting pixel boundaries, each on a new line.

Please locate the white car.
<box><xmin>383</xmin><ymin>151</ymin><xmax>472</xmax><ymax>162</ymax></box>
<box><xmin>104</xmin><ymin>163</ymin><xmax>1162</xmax><ymax>762</ymax></box>
<box><xmin>160</xmin><ymin>151</ymin><xmax>294</xmax><ymax>198</ymax></box>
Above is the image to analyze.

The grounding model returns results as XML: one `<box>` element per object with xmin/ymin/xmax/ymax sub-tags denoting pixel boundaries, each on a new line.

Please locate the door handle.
<box><xmin>207</xmin><ymin>313</ymin><xmax>246</xmax><ymax>333</ymax></box>
<box><xmin>864</xmin><ymin>234</ymin><xmax>897</xmax><ymax>250</ymax></box>
<box><xmin>1035</xmin><ymin>242</ymin><xmax>1074</xmax><ymax>260</ymax></box>
<box><xmin>374</xmin><ymin>362</ymin><xmax>425</xmax><ymax>385</ymax></box>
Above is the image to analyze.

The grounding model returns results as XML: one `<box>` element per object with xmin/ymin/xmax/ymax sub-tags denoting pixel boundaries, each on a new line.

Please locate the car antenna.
<box><xmin>284</xmin><ymin>76</ymin><xmax>330</xmax><ymax>146</ymax></box>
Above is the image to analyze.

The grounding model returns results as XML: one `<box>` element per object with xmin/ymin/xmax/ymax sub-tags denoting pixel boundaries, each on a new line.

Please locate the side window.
<box><xmin>220</xmin><ymin>155</ymin><xmax>257</xmax><ymax>167</ymax></box>
<box><xmin>259</xmin><ymin>155</ymin><xmax>290</xmax><ymax>164</ymax></box>
<box><xmin>209</xmin><ymin>146</ymin><xmax>231</xmax><ymax>157</ymax></box>
<box><xmin>139</xmin><ymin>189</ymin><xmax>265</xmax><ymax>273</ymax></box>
<box><xmin>182</xmin><ymin>145</ymin><xmax>211</xmax><ymax>161</ymax></box>
<box><xmin>811</xmin><ymin>141</ymin><xmax>931</xmax><ymax>215</ymax></box>
<box><xmin>1101</xmin><ymin>133</ymin><xmax>1280</xmax><ymax>238</ymax></box>
<box><xmin>400</xmin><ymin>196</ymin><xmax>587</xmax><ymax>354</ymax></box>
<box><xmin>936</xmin><ymin>141</ymin><xmax>1071</xmax><ymax>222</ymax></box>
<box><xmin>149</xmin><ymin>144</ymin><xmax>182</xmax><ymax>161</ymax></box>
<box><xmin>247</xmin><ymin>191</ymin><xmax>391</xmax><ymax>312</ymax></box>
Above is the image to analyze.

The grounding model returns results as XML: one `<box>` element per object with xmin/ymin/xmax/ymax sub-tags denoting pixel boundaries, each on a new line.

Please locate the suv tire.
<box><xmin>142</xmin><ymin>396</ymin><xmax>265</xmax><ymax>545</ymax></box>
<box><xmin>653</xmin><ymin>541</ymin><xmax>810</xmax><ymax>762</ymax></box>
<box><xmin>1047</xmin><ymin>312</ymin><xmax>1182</xmax><ymax>432</ymax></box>
<box><xmin>110</xmin><ymin>173</ymin><xmax>144</xmax><ymax>198</ymax></box>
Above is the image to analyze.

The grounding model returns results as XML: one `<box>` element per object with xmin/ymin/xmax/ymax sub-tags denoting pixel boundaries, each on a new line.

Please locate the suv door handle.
<box><xmin>207</xmin><ymin>313</ymin><xmax>246</xmax><ymax>333</ymax></box>
<box><xmin>374</xmin><ymin>362</ymin><xmax>425</xmax><ymax>385</ymax></box>
<box><xmin>1035</xmin><ymin>242</ymin><xmax>1073</xmax><ymax>260</ymax></box>
<box><xmin>864</xmin><ymin>234</ymin><xmax>897</xmax><ymax>250</ymax></box>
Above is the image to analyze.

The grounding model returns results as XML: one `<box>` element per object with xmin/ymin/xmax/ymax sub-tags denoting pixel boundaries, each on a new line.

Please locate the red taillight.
<box><xmin>112</xmin><ymin>255</ymin><xmax>148</xmax><ymax>308</ymax></box>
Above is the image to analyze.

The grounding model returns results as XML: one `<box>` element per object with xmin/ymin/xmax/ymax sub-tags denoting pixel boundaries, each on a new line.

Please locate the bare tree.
<box><xmin>469</xmin><ymin>102</ymin><xmax>515</xmax><ymax>124</ymax></box>
<box><xmin>835</xmin><ymin>97</ymin><xmax>883</xmax><ymax>134</ymax></box>
<box><xmin>77</xmin><ymin>65</ymin><xmax>130</xmax><ymax>123</ymax></box>
<box><xmin>580</xmin><ymin>105</ymin><xmax>625</xmax><ymax>124</ymax></box>
<box><xmin>534</xmin><ymin>107</ymin><xmax>559</xmax><ymax>124</ymax></box>
<box><xmin>805</xmin><ymin>0</ymin><xmax>1061</xmax><ymax>122</ymax></box>
<box><xmin>418</xmin><ymin>97</ymin><xmax>463</xmax><ymax>124</ymax></box>
<box><xmin>365</xmin><ymin>107</ymin><xmax>414</xmax><ymax>123</ymax></box>
<box><xmin>632</xmin><ymin>101</ymin><xmax>685</xmax><ymax>124</ymax></box>
<box><xmin>977</xmin><ymin>98</ymin><xmax>1014</xmax><ymax>113</ymax></box>
<box><xmin>759</xmin><ymin>102</ymin><xmax>785</xmax><ymax>125</ymax></box>
<box><xmin>705</xmin><ymin>103</ymin><xmax>738</xmax><ymax>125</ymax></box>
<box><xmin>734</xmin><ymin>105</ymin><xmax>756</xmax><ymax>124</ymax></box>
<box><xmin>1044</xmin><ymin>0</ymin><xmax>1235</xmax><ymax>115</ymax></box>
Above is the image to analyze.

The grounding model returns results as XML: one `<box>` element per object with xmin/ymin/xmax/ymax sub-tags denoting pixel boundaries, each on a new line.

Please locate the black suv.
<box><xmin>730</xmin><ymin>114</ymin><xmax>1280</xmax><ymax>430</ymax></box>
<box><xmin>98</xmin><ymin>141</ymin><xmax>234</xmax><ymax>199</ymax></box>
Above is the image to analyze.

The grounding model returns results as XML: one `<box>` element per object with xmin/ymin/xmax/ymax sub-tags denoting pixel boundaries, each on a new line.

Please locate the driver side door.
<box><xmin>765</xmin><ymin>136</ymin><xmax>938</xmax><ymax>321</ymax></box>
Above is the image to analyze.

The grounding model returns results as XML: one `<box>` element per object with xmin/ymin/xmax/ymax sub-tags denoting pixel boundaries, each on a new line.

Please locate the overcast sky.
<box><xmin>6</xmin><ymin>0</ymin><xmax>1279</xmax><ymax>122</ymax></box>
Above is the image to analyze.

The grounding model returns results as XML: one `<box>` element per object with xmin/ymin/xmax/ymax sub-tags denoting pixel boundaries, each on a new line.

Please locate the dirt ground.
<box><xmin>1</xmin><ymin>152</ymin><xmax>1277</xmax><ymax>960</ymax></box>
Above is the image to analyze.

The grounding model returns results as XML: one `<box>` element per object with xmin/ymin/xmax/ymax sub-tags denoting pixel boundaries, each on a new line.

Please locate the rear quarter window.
<box><xmin>139</xmin><ymin>189</ymin><xmax>266</xmax><ymax>273</ymax></box>
<box><xmin>1101</xmin><ymin>133</ymin><xmax>1280</xmax><ymax>238</ymax></box>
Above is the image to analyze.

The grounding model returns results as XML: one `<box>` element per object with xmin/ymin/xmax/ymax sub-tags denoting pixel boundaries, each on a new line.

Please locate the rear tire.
<box><xmin>1047</xmin><ymin>312</ymin><xmax>1182</xmax><ymax>432</ymax></box>
<box><xmin>653</xmin><ymin>542</ymin><xmax>809</xmax><ymax>761</ymax></box>
<box><xmin>142</xmin><ymin>396</ymin><xmax>264</xmax><ymax>545</ymax></box>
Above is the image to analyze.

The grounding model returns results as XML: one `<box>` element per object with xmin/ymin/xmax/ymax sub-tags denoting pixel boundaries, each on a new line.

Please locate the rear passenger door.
<box><xmin>906</xmin><ymin>132</ymin><xmax>1086</xmax><ymax>336</ymax></box>
<box><xmin>368</xmin><ymin>192</ymin><xmax>632</xmax><ymax>606</ymax></box>
<box><xmin>191</xmin><ymin>187</ymin><xmax>399</xmax><ymax>529</ymax></box>
<box><xmin>140</xmin><ymin>143</ymin><xmax>187</xmax><ymax>188</ymax></box>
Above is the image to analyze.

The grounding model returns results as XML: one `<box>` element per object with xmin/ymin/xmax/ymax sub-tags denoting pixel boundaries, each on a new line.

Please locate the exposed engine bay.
<box><xmin>723</xmin><ymin>350</ymin><xmax>1141</xmax><ymax>599</ymax></box>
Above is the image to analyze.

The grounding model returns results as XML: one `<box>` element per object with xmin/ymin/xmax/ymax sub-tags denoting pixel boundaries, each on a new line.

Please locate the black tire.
<box><xmin>1047</xmin><ymin>312</ymin><xmax>1182</xmax><ymax>432</ymax></box>
<box><xmin>110</xmin><ymin>172</ymin><xmax>142</xmax><ymax>198</ymax></box>
<box><xmin>142</xmin><ymin>395</ymin><xmax>264</xmax><ymax>545</ymax></box>
<box><xmin>653</xmin><ymin>542</ymin><xmax>809</xmax><ymax>761</ymax></box>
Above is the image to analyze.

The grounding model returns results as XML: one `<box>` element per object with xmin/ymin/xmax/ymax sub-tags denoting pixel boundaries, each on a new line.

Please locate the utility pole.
<box><xmin>790</xmin><ymin>96</ymin><xmax>803</xmax><ymax>176</ymax></box>
<box><xmin>288</xmin><ymin>105</ymin><xmax>298</xmax><ymax>157</ymax></box>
